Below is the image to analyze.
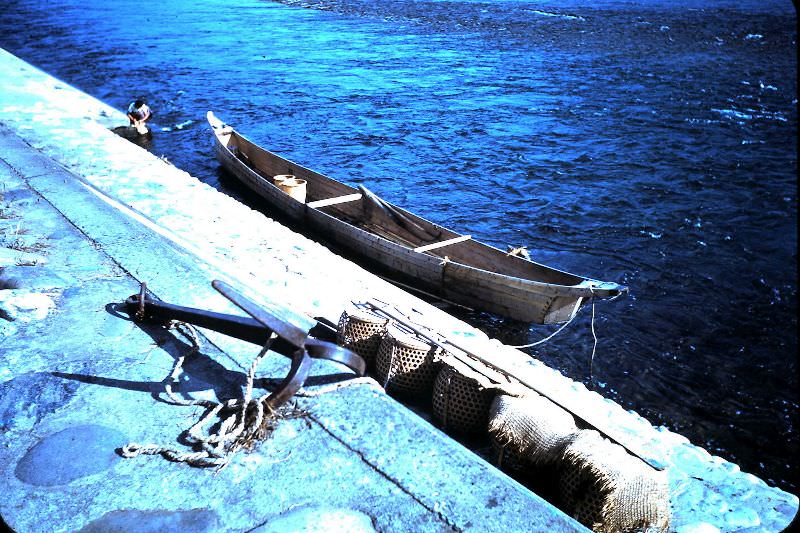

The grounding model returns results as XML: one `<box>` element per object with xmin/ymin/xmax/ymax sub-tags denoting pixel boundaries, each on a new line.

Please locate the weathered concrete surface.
<box><xmin>0</xmin><ymin>128</ymin><xmax>585</xmax><ymax>532</ymax></box>
<box><xmin>0</xmin><ymin>46</ymin><xmax>797</xmax><ymax>531</ymax></box>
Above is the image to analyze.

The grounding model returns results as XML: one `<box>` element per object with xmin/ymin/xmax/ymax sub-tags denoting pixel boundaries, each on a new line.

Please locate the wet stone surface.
<box><xmin>0</xmin><ymin>171</ymin><xmax>59</xmax><ymax>333</ymax></box>
<box><xmin>77</xmin><ymin>509</ymin><xmax>220</xmax><ymax>533</ymax></box>
<box><xmin>15</xmin><ymin>424</ymin><xmax>126</xmax><ymax>486</ymax></box>
<box><xmin>0</xmin><ymin>371</ymin><xmax>81</xmax><ymax>432</ymax></box>
<box><xmin>252</xmin><ymin>505</ymin><xmax>376</xmax><ymax>533</ymax></box>
<box><xmin>0</xmin><ymin>264</ymin><xmax>73</xmax><ymax>290</ymax></box>
<box><xmin>0</xmin><ymin>289</ymin><xmax>54</xmax><ymax>322</ymax></box>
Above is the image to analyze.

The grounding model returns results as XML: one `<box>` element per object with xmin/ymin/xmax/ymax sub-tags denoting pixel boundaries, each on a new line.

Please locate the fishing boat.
<box><xmin>207</xmin><ymin>111</ymin><xmax>626</xmax><ymax>324</ymax></box>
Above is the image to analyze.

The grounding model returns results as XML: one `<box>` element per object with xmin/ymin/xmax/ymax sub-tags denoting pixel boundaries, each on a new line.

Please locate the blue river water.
<box><xmin>1</xmin><ymin>0</ymin><xmax>796</xmax><ymax>492</ymax></box>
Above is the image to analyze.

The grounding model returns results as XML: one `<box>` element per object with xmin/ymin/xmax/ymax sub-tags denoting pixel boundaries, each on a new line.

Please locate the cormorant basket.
<box><xmin>375</xmin><ymin>326</ymin><xmax>441</xmax><ymax>398</ymax></box>
<box><xmin>558</xmin><ymin>430</ymin><xmax>670</xmax><ymax>532</ymax></box>
<box><xmin>336</xmin><ymin>308</ymin><xmax>389</xmax><ymax>366</ymax></box>
<box><xmin>432</xmin><ymin>356</ymin><xmax>495</xmax><ymax>434</ymax></box>
<box><xmin>488</xmin><ymin>393</ymin><xmax>578</xmax><ymax>470</ymax></box>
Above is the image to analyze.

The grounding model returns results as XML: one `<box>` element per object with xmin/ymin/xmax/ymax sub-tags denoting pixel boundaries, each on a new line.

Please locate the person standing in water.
<box><xmin>127</xmin><ymin>99</ymin><xmax>152</xmax><ymax>134</ymax></box>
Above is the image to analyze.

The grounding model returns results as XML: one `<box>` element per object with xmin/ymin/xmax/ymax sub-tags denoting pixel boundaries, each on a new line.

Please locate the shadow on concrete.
<box><xmin>49</xmin><ymin>301</ymin><xmax>358</xmax><ymax>455</ymax></box>
<box><xmin>52</xmin><ymin>302</ymin><xmax>247</xmax><ymax>403</ymax></box>
<box><xmin>52</xmin><ymin>302</ymin><xmax>358</xmax><ymax>403</ymax></box>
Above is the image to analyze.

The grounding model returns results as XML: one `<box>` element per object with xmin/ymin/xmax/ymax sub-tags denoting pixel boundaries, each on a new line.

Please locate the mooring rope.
<box><xmin>510</xmin><ymin>285</ymin><xmax>602</xmax><ymax>356</ymax></box>
<box><xmin>588</xmin><ymin>290</ymin><xmax>599</xmax><ymax>384</ymax></box>
<box><xmin>508</xmin><ymin>311</ymin><xmax>580</xmax><ymax>349</ymax></box>
<box><xmin>121</xmin><ymin>321</ymin><xmax>293</xmax><ymax>469</ymax></box>
<box><xmin>161</xmin><ymin>321</ymin><xmax>211</xmax><ymax>407</ymax></box>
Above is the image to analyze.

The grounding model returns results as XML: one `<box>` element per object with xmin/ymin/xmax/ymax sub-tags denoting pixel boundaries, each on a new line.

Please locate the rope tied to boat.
<box><xmin>505</xmin><ymin>245</ymin><xmax>531</xmax><ymax>261</ymax></box>
<box><xmin>509</xmin><ymin>285</ymin><xmax>600</xmax><ymax>374</ymax></box>
<box><xmin>588</xmin><ymin>285</ymin><xmax>599</xmax><ymax>384</ymax></box>
<box><xmin>508</xmin><ymin>312</ymin><xmax>579</xmax><ymax>349</ymax></box>
<box><xmin>121</xmin><ymin>321</ymin><xmax>306</xmax><ymax>469</ymax></box>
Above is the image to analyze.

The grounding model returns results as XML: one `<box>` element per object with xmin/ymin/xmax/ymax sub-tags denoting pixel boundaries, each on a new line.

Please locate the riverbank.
<box><xmin>0</xmin><ymin>122</ymin><xmax>588</xmax><ymax>531</ymax></box>
<box><xmin>0</xmin><ymin>47</ymin><xmax>797</xmax><ymax>531</ymax></box>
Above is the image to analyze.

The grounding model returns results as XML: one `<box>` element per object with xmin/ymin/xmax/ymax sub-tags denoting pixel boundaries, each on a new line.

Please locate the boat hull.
<box><xmin>208</xmin><ymin>112</ymin><xmax>624</xmax><ymax>323</ymax></box>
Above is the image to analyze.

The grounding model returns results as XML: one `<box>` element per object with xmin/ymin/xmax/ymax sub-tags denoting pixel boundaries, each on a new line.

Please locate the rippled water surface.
<box><xmin>1</xmin><ymin>0</ymin><xmax>796</xmax><ymax>491</ymax></box>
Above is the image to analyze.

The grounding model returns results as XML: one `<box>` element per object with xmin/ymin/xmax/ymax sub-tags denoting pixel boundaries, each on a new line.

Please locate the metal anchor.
<box><xmin>124</xmin><ymin>279</ymin><xmax>365</xmax><ymax>409</ymax></box>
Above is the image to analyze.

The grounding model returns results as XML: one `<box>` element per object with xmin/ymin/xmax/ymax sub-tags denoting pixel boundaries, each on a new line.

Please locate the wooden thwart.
<box><xmin>307</xmin><ymin>193</ymin><xmax>363</xmax><ymax>209</ymax></box>
<box><xmin>413</xmin><ymin>234</ymin><xmax>471</xmax><ymax>254</ymax></box>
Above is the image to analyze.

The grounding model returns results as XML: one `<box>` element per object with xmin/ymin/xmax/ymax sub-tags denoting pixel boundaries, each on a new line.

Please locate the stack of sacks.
<box><xmin>488</xmin><ymin>395</ymin><xmax>670</xmax><ymax>532</ymax></box>
<box><xmin>488</xmin><ymin>393</ymin><xmax>578</xmax><ymax>472</ymax></box>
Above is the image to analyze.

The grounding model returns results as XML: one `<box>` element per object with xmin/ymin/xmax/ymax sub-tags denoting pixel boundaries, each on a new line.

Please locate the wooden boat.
<box><xmin>207</xmin><ymin>111</ymin><xmax>626</xmax><ymax>324</ymax></box>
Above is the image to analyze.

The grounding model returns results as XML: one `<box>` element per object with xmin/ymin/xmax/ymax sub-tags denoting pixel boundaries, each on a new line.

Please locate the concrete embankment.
<box><xmin>0</xmin><ymin>47</ymin><xmax>797</xmax><ymax>532</ymax></box>
<box><xmin>0</xmin><ymin>124</ymin><xmax>587</xmax><ymax>531</ymax></box>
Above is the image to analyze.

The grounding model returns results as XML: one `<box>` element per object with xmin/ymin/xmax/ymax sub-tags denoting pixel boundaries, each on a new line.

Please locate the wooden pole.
<box><xmin>364</xmin><ymin>299</ymin><xmax>664</xmax><ymax>471</ymax></box>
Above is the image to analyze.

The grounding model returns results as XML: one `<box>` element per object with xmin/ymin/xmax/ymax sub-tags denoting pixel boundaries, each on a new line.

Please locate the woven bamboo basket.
<box><xmin>432</xmin><ymin>356</ymin><xmax>495</xmax><ymax>434</ymax></box>
<box><xmin>491</xmin><ymin>439</ymin><xmax>531</xmax><ymax>473</ymax></box>
<box><xmin>375</xmin><ymin>326</ymin><xmax>441</xmax><ymax>399</ymax></box>
<box><xmin>336</xmin><ymin>309</ymin><xmax>389</xmax><ymax>367</ymax></box>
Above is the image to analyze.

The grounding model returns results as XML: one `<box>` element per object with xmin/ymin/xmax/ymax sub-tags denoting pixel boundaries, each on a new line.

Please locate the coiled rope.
<box><xmin>121</xmin><ymin>321</ymin><xmax>302</xmax><ymax>468</ymax></box>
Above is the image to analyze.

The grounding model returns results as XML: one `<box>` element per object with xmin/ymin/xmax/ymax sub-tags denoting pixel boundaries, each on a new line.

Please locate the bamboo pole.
<box><xmin>364</xmin><ymin>299</ymin><xmax>664</xmax><ymax>471</ymax></box>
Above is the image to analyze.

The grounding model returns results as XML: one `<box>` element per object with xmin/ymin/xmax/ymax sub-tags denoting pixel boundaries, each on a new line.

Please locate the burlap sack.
<box><xmin>488</xmin><ymin>393</ymin><xmax>579</xmax><ymax>468</ymax></box>
<box><xmin>559</xmin><ymin>430</ymin><xmax>670</xmax><ymax>532</ymax></box>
